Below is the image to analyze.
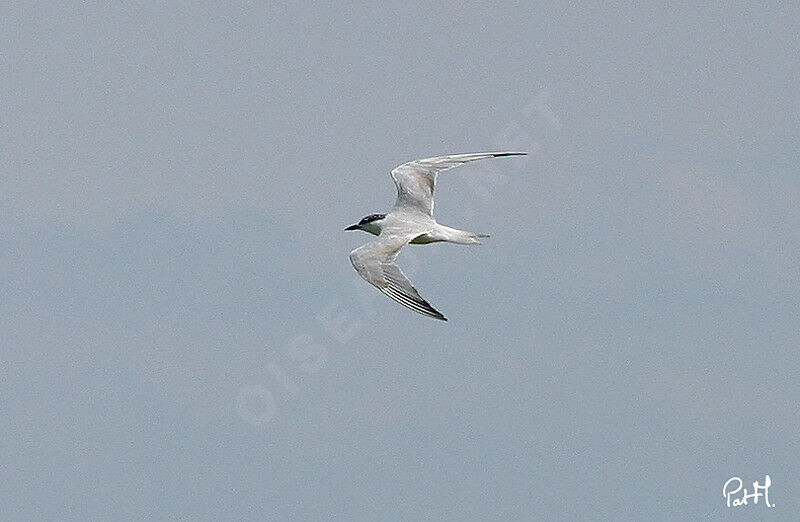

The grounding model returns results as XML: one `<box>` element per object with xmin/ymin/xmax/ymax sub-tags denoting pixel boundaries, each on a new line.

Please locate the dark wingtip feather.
<box><xmin>492</xmin><ymin>152</ymin><xmax>527</xmax><ymax>157</ymax></box>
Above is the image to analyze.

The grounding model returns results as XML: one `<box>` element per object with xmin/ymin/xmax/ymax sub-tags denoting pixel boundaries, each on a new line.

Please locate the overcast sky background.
<box><xmin>2</xmin><ymin>3</ymin><xmax>799</xmax><ymax>520</ymax></box>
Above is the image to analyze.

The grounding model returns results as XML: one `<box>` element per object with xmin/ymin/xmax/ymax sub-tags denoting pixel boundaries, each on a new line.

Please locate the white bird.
<box><xmin>346</xmin><ymin>152</ymin><xmax>526</xmax><ymax>321</ymax></box>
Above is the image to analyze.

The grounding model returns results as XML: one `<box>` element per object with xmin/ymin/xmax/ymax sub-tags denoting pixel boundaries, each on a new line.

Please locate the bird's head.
<box><xmin>345</xmin><ymin>213</ymin><xmax>386</xmax><ymax>236</ymax></box>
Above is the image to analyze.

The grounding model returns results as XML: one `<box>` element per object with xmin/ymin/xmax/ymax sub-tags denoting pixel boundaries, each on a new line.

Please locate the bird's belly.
<box><xmin>409</xmin><ymin>233</ymin><xmax>442</xmax><ymax>244</ymax></box>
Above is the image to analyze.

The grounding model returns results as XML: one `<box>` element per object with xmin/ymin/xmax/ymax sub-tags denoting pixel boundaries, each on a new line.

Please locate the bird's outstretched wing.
<box><xmin>390</xmin><ymin>151</ymin><xmax>526</xmax><ymax>216</ymax></box>
<box><xmin>349</xmin><ymin>232</ymin><xmax>447</xmax><ymax>321</ymax></box>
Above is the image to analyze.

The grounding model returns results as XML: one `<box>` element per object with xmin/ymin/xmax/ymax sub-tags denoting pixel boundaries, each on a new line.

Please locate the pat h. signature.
<box><xmin>723</xmin><ymin>475</ymin><xmax>774</xmax><ymax>508</ymax></box>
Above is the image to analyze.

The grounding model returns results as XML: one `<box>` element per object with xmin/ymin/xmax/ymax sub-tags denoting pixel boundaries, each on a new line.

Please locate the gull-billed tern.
<box><xmin>345</xmin><ymin>152</ymin><xmax>526</xmax><ymax>321</ymax></box>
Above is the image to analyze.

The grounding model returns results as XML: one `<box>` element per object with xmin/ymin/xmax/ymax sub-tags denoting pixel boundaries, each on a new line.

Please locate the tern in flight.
<box><xmin>345</xmin><ymin>152</ymin><xmax>526</xmax><ymax>321</ymax></box>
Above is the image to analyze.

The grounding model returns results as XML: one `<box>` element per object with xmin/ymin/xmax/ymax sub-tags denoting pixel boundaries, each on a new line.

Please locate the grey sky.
<box><xmin>2</xmin><ymin>3</ymin><xmax>798</xmax><ymax>520</ymax></box>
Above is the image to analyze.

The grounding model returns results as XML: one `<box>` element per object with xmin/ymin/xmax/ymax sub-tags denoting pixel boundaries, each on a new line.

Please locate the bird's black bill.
<box><xmin>345</xmin><ymin>224</ymin><xmax>360</xmax><ymax>231</ymax></box>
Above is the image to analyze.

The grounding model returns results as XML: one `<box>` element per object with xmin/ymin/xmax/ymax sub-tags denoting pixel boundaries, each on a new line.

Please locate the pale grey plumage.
<box><xmin>349</xmin><ymin>231</ymin><xmax>446</xmax><ymax>320</ymax></box>
<box><xmin>347</xmin><ymin>151</ymin><xmax>526</xmax><ymax>320</ymax></box>
<box><xmin>391</xmin><ymin>152</ymin><xmax>524</xmax><ymax>216</ymax></box>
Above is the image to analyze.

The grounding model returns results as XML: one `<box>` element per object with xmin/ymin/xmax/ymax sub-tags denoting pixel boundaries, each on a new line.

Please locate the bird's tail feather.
<box><xmin>458</xmin><ymin>231</ymin><xmax>490</xmax><ymax>245</ymax></box>
<box><xmin>437</xmin><ymin>225</ymin><xmax>490</xmax><ymax>245</ymax></box>
<box><xmin>471</xmin><ymin>233</ymin><xmax>489</xmax><ymax>244</ymax></box>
